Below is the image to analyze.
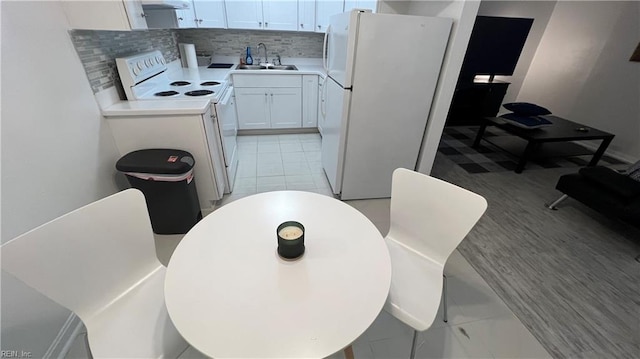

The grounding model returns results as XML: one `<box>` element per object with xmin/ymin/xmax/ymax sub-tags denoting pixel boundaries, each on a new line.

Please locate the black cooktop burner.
<box><xmin>155</xmin><ymin>91</ymin><xmax>180</xmax><ymax>97</ymax></box>
<box><xmin>200</xmin><ymin>81</ymin><xmax>221</xmax><ymax>86</ymax></box>
<box><xmin>170</xmin><ymin>81</ymin><xmax>191</xmax><ymax>86</ymax></box>
<box><xmin>185</xmin><ymin>90</ymin><xmax>214</xmax><ymax>96</ymax></box>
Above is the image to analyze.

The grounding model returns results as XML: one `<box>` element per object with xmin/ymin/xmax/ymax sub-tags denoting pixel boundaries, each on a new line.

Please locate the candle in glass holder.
<box><xmin>278</xmin><ymin>226</ymin><xmax>303</xmax><ymax>240</ymax></box>
<box><xmin>277</xmin><ymin>221</ymin><xmax>305</xmax><ymax>259</ymax></box>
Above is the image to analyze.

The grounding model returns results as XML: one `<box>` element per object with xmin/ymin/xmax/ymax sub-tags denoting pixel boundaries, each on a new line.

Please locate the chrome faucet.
<box><xmin>257</xmin><ymin>43</ymin><xmax>268</xmax><ymax>65</ymax></box>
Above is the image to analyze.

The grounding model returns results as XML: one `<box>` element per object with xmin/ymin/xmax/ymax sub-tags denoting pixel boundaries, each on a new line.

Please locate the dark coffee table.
<box><xmin>473</xmin><ymin>115</ymin><xmax>614</xmax><ymax>173</ymax></box>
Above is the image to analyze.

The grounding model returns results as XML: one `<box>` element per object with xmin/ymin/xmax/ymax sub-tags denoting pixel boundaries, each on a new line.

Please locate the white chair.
<box><xmin>383</xmin><ymin>168</ymin><xmax>487</xmax><ymax>358</ymax></box>
<box><xmin>1</xmin><ymin>189</ymin><xmax>188</xmax><ymax>359</ymax></box>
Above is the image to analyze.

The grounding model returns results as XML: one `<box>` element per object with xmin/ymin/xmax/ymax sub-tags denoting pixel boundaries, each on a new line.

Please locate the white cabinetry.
<box><xmin>262</xmin><ymin>0</ymin><xmax>298</xmax><ymax>31</ymax></box>
<box><xmin>302</xmin><ymin>75</ymin><xmax>319</xmax><ymax>128</ymax></box>
<box><xmin>106</xmin><ymin>108</ymin><xmax>226</xmax><ymax>210</ymax></box>
<box><xmin>343</xmin><ymin>0</ymin><xmax>377</xmax><ymax>12</ymax></box>
<box><xmin>176</xmin><ymin>4</ymin><xmax>198</xmax><ymax>28</ymax></box>
<box><xmin>270</xmin><ymin>88</ymin><xmax>303</xmax><ymax>128</ymax></box>
<box><xmin>298</xmin><ymin>0</ymin><xmax>316</xmax><ymax>32</ymax></box>
<box><xmin>315</xmin><ymin>0</ymin><xmax>343</xmax><ymax>32</ymax></box>
<box><xmin>192</xmin><ymin>0</ymin><xmax>227</xmax><ymax>28</ymax></box>
<box><xmin>225</xmin><ymin>0</ymin><xmax>296</xmax><ymax>31</ymax></box>
<box><xmin>317</xmin><ymin>76</ymin><xmax>326</xmax><ymax>135</ymax></box>
<box><xmin>62</xmin><ymin>0</ymin><xmax>148</xmax><ymax>30</ymax></box>
<box><xmin>234</xmin><ymin>75</ymin><xmax>302</xmax><ymax>130</ymax></box>
<box><xmin>235</xmin><ymin>88</ymin><xmax>270</xmax><ymax>129</ymax></box>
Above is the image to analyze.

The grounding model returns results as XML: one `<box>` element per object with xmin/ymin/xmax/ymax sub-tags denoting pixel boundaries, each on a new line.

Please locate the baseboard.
<box><xmin>238</xmin><ymin>128</ymin><xmax>319</xmax><ymax>136</ymax></box>
<box><xmin>44</xmin><ymin>313</ymin><xmax>84</xmax><ymax>359</ymax></box>
<box><xmin>573</xmin><ymin>140</ymin><xmax>635</xmax><ymax>164</ymax></box>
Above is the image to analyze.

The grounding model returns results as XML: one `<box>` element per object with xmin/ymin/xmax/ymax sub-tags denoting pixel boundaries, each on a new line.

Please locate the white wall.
<box><xmin>518</xmin><ymin>1</ymin><xmax>640</xmax><ymax>161</ymax></box>
<box><xmin>386</xmin><ymin>0</ymin><xmax>480</xmax><ymax>174</ymax></box>
<box><xmin>477</xmin><ymin>1</ymin><xmax>557</xmax><ymax>106</ymax></box>
<box><xmin>1</xmin><ymin>1</ymin><xmax>121</xmax><ymax>356</ymax></box>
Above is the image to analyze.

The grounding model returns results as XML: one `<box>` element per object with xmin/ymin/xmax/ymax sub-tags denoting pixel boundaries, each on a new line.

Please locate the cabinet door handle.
<box><xmin>318</xmin><ymin>25</ymin><xmax>321</xmax><ymax>29</ymax></box>
<box><xmin>259</xmin><ymin>21</ymin><xmax>262</xmax><ymax>27</ymax></box>
<box><xmin>141</xmin><ymin>12</ymin><xmax>147</xmax><ymax>18</ymax></box>
<box><xmin>178</xmin><ymin>17</ymin><xmax>184</xmax><ymax>20</ymax></box>
<box><xmin>300</xmin><ymin>23</ymin><xmax>304</xmax><ymax>28</ymax></box>
<box><xmin>265</xmin><ymin>22</ymin><xmax>268</xmax><ymax>27</ymax></box>
<box><xmin>271</xmin><ymin>93</ymin><xmax>274</xmax><ymax>104</ymax></box>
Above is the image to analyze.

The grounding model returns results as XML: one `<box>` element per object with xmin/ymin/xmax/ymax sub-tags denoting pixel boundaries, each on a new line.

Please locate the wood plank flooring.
<box><xmin>431</xmin><ymin>153</ymin><xmax>640</xmax><ymax>358</ymax></box>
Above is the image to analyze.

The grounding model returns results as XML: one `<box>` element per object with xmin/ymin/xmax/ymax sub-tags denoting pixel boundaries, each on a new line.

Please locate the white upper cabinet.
<box><xmin>225</xmin><ymin>0</ymin><xmax>297</xmax><ymax>31</ymax></box>
<box><xmin>176</xmin><ymin>5</ymin><xmax>197</xmax><ymax>28</ymax></box>
<box><xmin>193</xmin><ymin>0</ymin><xmax>227</xmax><ymax>28</ymax></box>
<box><xmin>343</xmin><ymin>0</ymin><xmax>376</xmax><ymax>13</ymax></box>
<box><xmin>262</xmin><ymin>0</ymin><xmax>298</xmax><ymax>31</ymax></box>
<box><xmin>175</xmin><ymin>0</ymin><xmax>196</xmax><ymax>28</ymax></box>
<box><xmin>225</xmin><ymin>0</ymin><xmax>262</xmax><ymax>29</ymax></box>
<box><xmin>298</xmin><ymin>0</ymin><xmax>315</xmax><ymax>32</ymax></box>
<box><xmin>62</xmin><ymin>0</ymin><xmax>148</xmax><ymax>30</ymax></box>
<box><xmin>315</xmin><ymin>0</ymin><xmax>343</xmax><ymax>33</ymax></box>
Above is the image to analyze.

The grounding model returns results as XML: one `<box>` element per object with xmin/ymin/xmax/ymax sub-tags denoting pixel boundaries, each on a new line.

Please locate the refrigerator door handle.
<box><xmin>322</xmin><ymin>24</ymin><xmax>331</xmax><ymax>73</ymax></box>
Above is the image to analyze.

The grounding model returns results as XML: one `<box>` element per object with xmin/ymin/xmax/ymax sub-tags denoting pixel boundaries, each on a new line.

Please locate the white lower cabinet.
<box><xmin>234</xmin><ymin>74</ymin><xmax>303</xmax><ymax>130</ymax></box>
<box><xmin>317</xmin><ymin>76</ymin><xmax>326</xmax><ymax>135</ymax></box>
<box><xmin>302</xmin><ymin>75</ymin><xmax>319</xmax><ymax>128</ymax></box>
<box><xmin>270</xmin><ymin>88</ymin><xmax>303</xmax><ymax>128</ymax></box>
<box><xmin>235</xmin><ymin>88</ymin><xmax>270</xmax><ymax>129</ymax></box>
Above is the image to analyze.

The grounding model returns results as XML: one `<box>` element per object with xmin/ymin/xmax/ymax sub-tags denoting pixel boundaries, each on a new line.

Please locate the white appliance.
<box><xmin>115</xmin><ymin>50</ymin><xmax>237</xmax><ymax>194</ymax></box>
<box><xmin>321</xmin><ymin>10</ymin><xmax>452</xmax><ymax>200</ymax></box>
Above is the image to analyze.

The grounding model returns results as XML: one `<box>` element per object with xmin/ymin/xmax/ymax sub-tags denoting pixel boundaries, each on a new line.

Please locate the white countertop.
<box><xmin>101</xmin><ymin>58</ymin><xmax>325</xmax><ymax>116</ymax></box>
<box><xmin>166</xmin><ymin>57</ymin><xmax>325</xmax><ymax>80</ymax></box>
<box><xmin>102</xmin><ymin>99</ymin><xmax>210</xmax><ymax>117</ymax></box>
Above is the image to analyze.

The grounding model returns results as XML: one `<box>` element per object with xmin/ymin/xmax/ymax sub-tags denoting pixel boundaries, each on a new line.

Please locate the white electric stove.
<box><xmin>116</xmin><ymin>50</ymin><xmax>227</xmax><ymax>101</ymax></box>
<box><xmin>115</xmin><ymin>50</ymin><xmax>238</xmax><ymax>195</ymax></box>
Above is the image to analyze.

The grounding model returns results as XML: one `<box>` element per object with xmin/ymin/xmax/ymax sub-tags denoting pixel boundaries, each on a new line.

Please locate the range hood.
<box><xmin>141</xmin><ymin>0</ymin><xmax>190</xmax><ymax>9</ymax></box>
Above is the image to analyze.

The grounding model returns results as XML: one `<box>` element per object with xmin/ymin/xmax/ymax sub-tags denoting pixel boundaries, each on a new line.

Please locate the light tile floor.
<box><xmin>66</xmin><ymin>134</ymin><xmax>551</xmax><ymax>359</ymax></box>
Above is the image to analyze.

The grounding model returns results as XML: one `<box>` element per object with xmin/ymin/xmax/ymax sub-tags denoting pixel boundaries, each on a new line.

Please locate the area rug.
<box><xmin>438</xmin><ymin>126</ymin><xmax>625</xmax><ymax>174</ymax></box>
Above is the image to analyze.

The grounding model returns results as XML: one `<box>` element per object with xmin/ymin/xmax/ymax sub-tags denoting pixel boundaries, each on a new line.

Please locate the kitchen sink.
<box><xmin>236</xmin><ymin>64</ymin><xmax>298</xmax><ymax>71</ymax></box>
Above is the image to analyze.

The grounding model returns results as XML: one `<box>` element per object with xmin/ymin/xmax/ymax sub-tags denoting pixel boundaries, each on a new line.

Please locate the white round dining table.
<box><xmin>164</xmin><ymin>191</ymin><xmax>391</xmax><ymax>359</ymax></box>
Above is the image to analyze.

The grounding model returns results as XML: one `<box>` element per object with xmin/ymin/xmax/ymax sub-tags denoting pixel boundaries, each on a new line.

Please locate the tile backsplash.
<box><xmin>176</xmin><ymin>29</ymin><xmax>324</xmax><ymax>61</ymax></box>
<box><xmin>69</xmin><ymin>29</ymin><xmax>178</xmax><ymax>93</ymax></box>
<box><xmin>69</xmin><ymin>28</ymin><xmax>323</xmax><ymax>94</ymax></box>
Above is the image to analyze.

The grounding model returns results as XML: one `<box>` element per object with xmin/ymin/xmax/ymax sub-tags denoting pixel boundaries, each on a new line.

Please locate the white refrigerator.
<box><xmin>321</xmin><ymin>10</ymin><xmax>452</xmax><ymax>200</ymax></box>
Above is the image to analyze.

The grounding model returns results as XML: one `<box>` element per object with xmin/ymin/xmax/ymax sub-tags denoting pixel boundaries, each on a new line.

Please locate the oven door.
<box><xmin>215</xmin><ymin>86</ymin><xmax>238</xmax><ymax>191</ymax></box>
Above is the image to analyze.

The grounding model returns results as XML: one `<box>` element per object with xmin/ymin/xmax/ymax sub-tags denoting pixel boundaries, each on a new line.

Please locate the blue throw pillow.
<box><xmin>499</xmin><ymin>113</ymin><xmax>553</xmax><ymax>129</ymax></box>
<box><xmin>503</xmin><ymin>102</ymin><xmax>552</xmax><ymax>116</ymax></box>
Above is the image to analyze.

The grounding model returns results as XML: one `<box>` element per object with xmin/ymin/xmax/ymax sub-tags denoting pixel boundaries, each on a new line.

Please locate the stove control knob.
<box><xmin>133</xmin><ymin>67</ymin><xmax>140</xmax><ymax>75</ymax></box>
<box><xmin>160</xmin><ymin>58</ymin><xmax>165</xmax><ymax>64</ymax></box>
<box><xmin>137</xmin><ymin>61</ymin><xmax>144</xmax><ymax>70</ymax></box>
<box><xmin>156</xmin><ymin>56</ymin><xmax>162</xmax><ymax>63</ymax></box>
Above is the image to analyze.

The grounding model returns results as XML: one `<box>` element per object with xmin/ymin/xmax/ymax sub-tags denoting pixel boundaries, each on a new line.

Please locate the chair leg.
<box><xmin>84</xmin><ymin>332</ymin><xmax>94</xmax><ymax>359</ymax></box>
<box><xmin>343</xmin><ymin>345</ymin><xmax>354</xmax><ymax>359</ymax></box>
<box><xmin>545</xmin><ymin>194</ymin><xmax>568</xmax><ymax>210</ymax></box>
<box><xmin>443</xmin><ymin>274</ymin><xmax>448</xmax><ymax>323</ymax></box>
<box><xmin>409</xmin><ymin>329</ymin><xmax>418</xmax><ymax>359</ymax></box>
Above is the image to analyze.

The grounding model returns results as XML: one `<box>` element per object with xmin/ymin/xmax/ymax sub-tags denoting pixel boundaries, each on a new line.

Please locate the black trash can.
<box><xmin>116</xmin><ymin>149</ymin><xmax>202</xmax><ymax>234</ymax></box>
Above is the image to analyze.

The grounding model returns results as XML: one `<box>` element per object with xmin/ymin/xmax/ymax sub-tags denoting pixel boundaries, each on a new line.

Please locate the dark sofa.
<box><xmin>548</xmin><ymin>166</ymin><xmax>640</xmax><ymax>228</ymax></box>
